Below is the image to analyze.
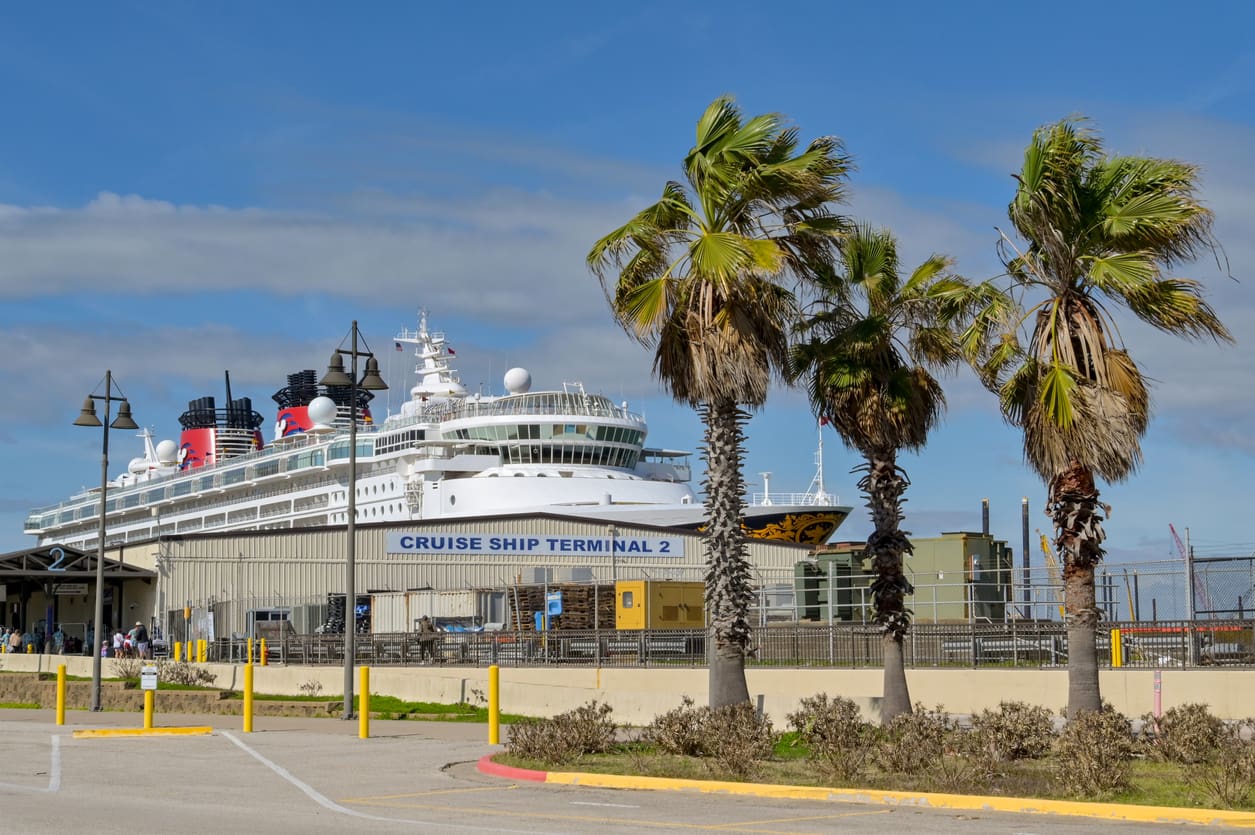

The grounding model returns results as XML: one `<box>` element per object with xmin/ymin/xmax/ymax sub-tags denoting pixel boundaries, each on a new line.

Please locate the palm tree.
<box><xmin>965</xmin><ymin>118</ymin><xmax>1232</xmax><ymax>716</ymax></box>
<box><xmin>790</xmin><ymin>224</ymin><xmax>970</xmax><ymax>723</ymax></box>
<box><xmin>587</xmin><ymin>97</ymin><xmax>851</xmax><ymax>707</ymax></box>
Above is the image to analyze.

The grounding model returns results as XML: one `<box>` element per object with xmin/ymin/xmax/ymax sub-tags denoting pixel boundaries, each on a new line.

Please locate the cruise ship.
<box><xmin>26</xmin><ymin>312</ymin><xmax>850</xmax><ymax>550</ymax></box>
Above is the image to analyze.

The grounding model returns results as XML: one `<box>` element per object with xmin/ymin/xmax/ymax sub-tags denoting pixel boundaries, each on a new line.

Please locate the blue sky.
<box><xmin>1</xmin><ymin>2</ymin><xmax>1252</xmax><ymax>574</ymax></box>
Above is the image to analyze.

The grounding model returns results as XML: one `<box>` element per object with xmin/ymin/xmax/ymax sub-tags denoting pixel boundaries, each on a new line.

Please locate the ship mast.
<box><xmin>805</xmin><ymin>428</ymin><xmax>832</xmax><ymax>505</ymax></box>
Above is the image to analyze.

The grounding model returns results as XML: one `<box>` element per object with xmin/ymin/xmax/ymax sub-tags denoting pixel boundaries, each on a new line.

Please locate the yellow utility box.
<box><xmin>614</xmin><ymin>580</ymin><xmax>705</xmax><ymax>630</ymax></box>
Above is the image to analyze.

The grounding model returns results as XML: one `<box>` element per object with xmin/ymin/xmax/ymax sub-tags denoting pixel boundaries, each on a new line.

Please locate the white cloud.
<box><xmin>0</xmin><ymin>190</ymin><xmax>634</xmax><ymax>329</ymax></box>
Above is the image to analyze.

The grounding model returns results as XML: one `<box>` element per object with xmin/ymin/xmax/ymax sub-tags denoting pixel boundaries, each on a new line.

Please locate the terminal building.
<box><xmin>2</xmin><ymin>514</ymin><xmax>812</xmax><ymax>647</ymax></box>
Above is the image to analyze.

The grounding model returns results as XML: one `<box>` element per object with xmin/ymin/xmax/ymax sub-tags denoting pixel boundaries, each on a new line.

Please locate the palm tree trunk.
<box><xmin>859</xmin><ymin>449</ymin><xmax>914</xmax><ymax>724</ymax></box>
<box><xmin>1051</xmin><ymin>463</ymin><xmax>1106</xmax><ymax>717</ymax></box>
<box><xmin>703</xmin><ymin>399</ymin><xmax>753</xmax><ymax>708</ymax></box>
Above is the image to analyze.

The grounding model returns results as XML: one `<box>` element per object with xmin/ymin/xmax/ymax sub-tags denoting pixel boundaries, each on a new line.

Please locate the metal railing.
<box><xmin>197</xmin><ymin>618</ymin><xmax>1255</xmax><ymax>669</ymax></box>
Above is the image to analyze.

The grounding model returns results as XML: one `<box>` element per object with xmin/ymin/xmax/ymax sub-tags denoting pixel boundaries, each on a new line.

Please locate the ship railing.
<box><xmin>417</xmin><ymin>397</ymin><xmax>645</xmax><ymax>425</ymax></box>
<box><xmin>26</xmin><ymin>431</ymin><xmax>345</xmax><ymax>518</ymax></box>
<box><xmin>750</xmin><ymin>491</ymin><xmax>843</xmax><ymax>507</ymax></box>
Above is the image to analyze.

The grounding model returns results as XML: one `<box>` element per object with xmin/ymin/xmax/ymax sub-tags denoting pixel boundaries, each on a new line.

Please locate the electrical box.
<box><xmin>614</xmin><ymin>580</ymin><xmax>705</xmax><ymax>630</ymax></box>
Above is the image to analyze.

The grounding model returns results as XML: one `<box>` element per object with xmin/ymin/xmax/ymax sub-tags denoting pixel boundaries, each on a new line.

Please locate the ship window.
<box><xmin>199</xmin><ymin>476</ymin><xmax>216</xmax><ymax>491</ymax></box>
<box><xmin>144</xmin><ymin>488</ymin><xmax>165</xmax><ymax>503</ymax></box>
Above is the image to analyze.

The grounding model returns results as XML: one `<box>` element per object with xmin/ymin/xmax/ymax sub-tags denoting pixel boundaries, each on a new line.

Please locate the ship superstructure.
<box><xmin>27</xmin><ymin>312</ymin><xmax>849</xmax><ymax>549</ymax></box>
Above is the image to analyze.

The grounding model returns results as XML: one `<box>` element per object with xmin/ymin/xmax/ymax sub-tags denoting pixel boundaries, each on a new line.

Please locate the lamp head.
<box><xmin>112</xmin><ymin>400</ymin><xmax>139</xmax><ymax>430</ymax></box>
<box><xmin>359</xmin><ymin>356</ymin><xmax>388</xmax><ymax>391</ymax></box>
<box><xmin>320</xmin><ymin>352</ymin><xmax>352</xmax><ymax>387</ymax></box>
<box><xmin>73</xmin><ymin>397</ymin><xmax>103</xmax><ymax>427</ymax></box>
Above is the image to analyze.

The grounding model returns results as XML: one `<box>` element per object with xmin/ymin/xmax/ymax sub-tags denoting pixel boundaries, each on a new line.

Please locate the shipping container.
<box><xmin>370</xmin><ymin>592</ymin><xmax>411</xmax><ymax>634</ymax></box>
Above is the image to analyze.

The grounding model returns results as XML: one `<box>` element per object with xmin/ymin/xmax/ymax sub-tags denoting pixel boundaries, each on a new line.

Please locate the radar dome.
<box><xmin>307</xmin><ymin>396</ymin><xmax>338</xmax><ymax>429</ymax></box>
<box><xmin>503</xmin><ymin>367</ymin><xmax>532</xmax><ymax>394</ymax></box>
<box><xmin>155</xmin><ymin>439</ymin><xmax>178</xmax><ymax>464</ymax></box>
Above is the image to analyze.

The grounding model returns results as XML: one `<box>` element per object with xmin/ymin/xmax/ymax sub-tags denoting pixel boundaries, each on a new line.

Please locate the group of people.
<box><xmin>0</xmin><ymin>624</ymin><xmax>80</xmax><ymax>654</ymax></box>
<box><xmin>1</xmin><ymin>621</ymin><xmax>154</xmax><ymax>657</ymax></box>
<box><xmin>1</xmin><ymin>626</ymin><xmax>34</xmax><ymax>653</ymax></box>
<box><xmin>102</xmin><ymin>622</ymin><xmax>151</xmax><ymax>659</ymax></box>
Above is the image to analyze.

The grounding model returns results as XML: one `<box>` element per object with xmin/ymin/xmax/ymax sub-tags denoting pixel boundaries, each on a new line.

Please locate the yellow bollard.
<box><xmin>488</xmin><ymin>664</ymin><xmax>500</xmax><ymax>745</ymax></box>
<box><xmin>359</xmin><ymin>667</ymin><xmax>370</xmax><ymax>739</ymax></box>
<box><xmin>243</xmin><ymin>664</ymin><xmax>254</xmax><ymax>734</ymax></box>
<box><xmin>1111</xmin><ymin>628</ymin><xmax>1123</xmax><ymax>668</ymax></box>
<box><xmin>199</xmin><ymin>639</ymin><xmax>208</xmax><ymax>663</ymax></box>
<box><xmin>260</xmin><ymin>639</ymin><xmax>268</xmax><ymax>667</ymax></box>
<box><xmin>143</xmin><ymin>689</ymin><xmax>154</xmax><ymax>730</ymax></box>
<box><xmin>247</xmin><ymin>637</ymin><xmax>254</xmax><ymax>665</ymax></box>
<box><xmin>56</xmin><ymin>664</ymin><xmax>66</xmax><ymax>726</ymax></box>
<box><xmin>174</xmin><ymin>641</ymin><xmax>182</xmax><ymax>662</ymax></box>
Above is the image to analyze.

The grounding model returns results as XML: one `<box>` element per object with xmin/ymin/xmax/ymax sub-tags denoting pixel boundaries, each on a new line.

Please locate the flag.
<box><xmin>447</xmin><ymin>347</ymin><xmax>456</xmax><ymax>356</ymax></box>
<box><xmin>395</xmin><ymin>342</ymin><xmax>403</xmax><ymax>352</ymax></box>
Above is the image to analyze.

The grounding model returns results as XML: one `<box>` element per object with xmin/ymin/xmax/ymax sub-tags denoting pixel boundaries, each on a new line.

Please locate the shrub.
<box><xmin>787</xmin><ymin>694</ymin><xmax>875</xmax><ymax>782</ymax></box>
<box><xmin>702</xmin><ymin>702</ymin><xmax>777</xmax><ymax>781</ymax></box>
<box><xmin>1142</xmin><ymin>703</ymin><xmax>1227</xmax><ymax>764</ymax></box>
<box><xmin>646</xmin><ymin>696</ymin><xmax>708</xmax><ymax>757</ymax></box>
<box><xmin>1187</xmin><ymin>738</ymin><xmax>1255</xmax><ymax>809</ymax></box>
<box><xmin>156</xmin><ymin>660</ymin><xmax>216</xmax><ymax>687</ymax></box>
<box><xmin>1051</xmin><ymin>708</ymin><xmax>1136</xmax><ymax>798</ymax></box>
<box><xmin>110</xmin><ymin>657</ymin><xmax>143</xmax><ymax>680</ymax></box>
<box><xmin>299</xmin><ymin>679</ymin><xmax>324</xmax><ymax>698</ymax></box>
<box><xmin>970</xmin><ymin>701</ymin><xmax>1054</xmax><ymax>762</ymax></box>
<box><xmin>505</xmin><ymin>700</ymin><xmax>616</xmax><ymax>766</ymax></box>
<box><xmin>875</xmin><ymin>704</ymin><xmax>955</xmax><ymax>777</ymax></box>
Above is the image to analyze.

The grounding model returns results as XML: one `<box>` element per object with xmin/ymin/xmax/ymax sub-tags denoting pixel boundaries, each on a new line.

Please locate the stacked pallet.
<box><xmin>509</xmin><ymin>584</ymin><xmax>616</xmax><ymax>631</ymax></box>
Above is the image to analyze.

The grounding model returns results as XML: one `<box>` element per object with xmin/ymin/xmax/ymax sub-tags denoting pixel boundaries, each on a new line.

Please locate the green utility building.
<box><xmin>795</xmin><ymin>531</ymin><xmax>1015</xmax><ymax>624</ymax></box>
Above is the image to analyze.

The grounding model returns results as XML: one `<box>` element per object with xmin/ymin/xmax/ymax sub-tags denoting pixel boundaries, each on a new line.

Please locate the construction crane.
<box><xmin>1170</xmin><ymin>523</ymin><xmax>1214</xmax><ymax>617</ymax></box>
<box><xmin>1037</xmin><ymin>530</ymin><xmax>1065</xmax><ymax>618</ymax></box>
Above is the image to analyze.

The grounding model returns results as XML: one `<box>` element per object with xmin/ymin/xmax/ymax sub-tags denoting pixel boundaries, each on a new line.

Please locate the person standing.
<box><xmin>112</xmin><ymin>627</ymin><xmax>125</xmax><ymax>658</ymax></box>
<box><xmin>52</xmin><ymin>625</ymin><xmax>65</xmax><ymax>654</ymax></box>
<box><xmin>416</xmin><ymin>615</ymin><xmax>438</xmax><ymax>663</ymax></box>
<box><xmin>132</xmin><ymin>622</ymin><xmax>150</xmax><ymax>659</ymax></box>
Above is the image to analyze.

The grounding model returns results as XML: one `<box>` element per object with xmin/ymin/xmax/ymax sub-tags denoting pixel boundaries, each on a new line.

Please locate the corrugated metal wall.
<box><xmin>114</xmin><ymin>517</ymin><xmax>812</xmax><ymax>636</ymax></box>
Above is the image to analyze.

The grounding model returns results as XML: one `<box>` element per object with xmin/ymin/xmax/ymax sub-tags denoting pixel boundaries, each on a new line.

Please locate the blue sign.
<box><xmin>546</xmin><ymin>591</ymin><xmax>562</xmax><ymax>616</ymax></box>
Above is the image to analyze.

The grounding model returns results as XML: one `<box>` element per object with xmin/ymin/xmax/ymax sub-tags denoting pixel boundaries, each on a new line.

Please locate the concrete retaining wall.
<box><xmin>2</xmin><ymin>652</ymin><xmax>1248</xmax><ymax>723</ymax></box>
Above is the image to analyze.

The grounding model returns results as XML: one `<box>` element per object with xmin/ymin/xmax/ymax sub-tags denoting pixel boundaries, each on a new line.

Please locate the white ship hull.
<box><xmin>27</xmin><ymin>312</ymin><xmax>850</xmax><ymax>550</ymax></box>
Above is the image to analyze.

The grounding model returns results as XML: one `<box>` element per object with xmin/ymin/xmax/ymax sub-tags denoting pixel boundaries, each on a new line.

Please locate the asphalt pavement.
<box><xmin>0</xmin><ymin>708</ymin><xmax>1213</xmax><ymax>834</ymax></box>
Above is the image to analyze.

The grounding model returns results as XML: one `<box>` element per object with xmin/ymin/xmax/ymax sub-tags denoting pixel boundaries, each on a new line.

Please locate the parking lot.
<box><xmin>1</xmin><ymin>709</ymin><xmax>1218</xmax><ymax>834</ymax></box>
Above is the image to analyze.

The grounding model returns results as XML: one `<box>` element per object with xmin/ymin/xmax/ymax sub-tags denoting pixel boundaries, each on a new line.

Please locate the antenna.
<box><xmin>806</xmin><ymin>427</ymin><xmax>831</xmax><ymax>505</ymax></box>
<box><xmin>758</xmin><ymin>472</ymin><xmax>772</xmax><ymax>506</ymax></box>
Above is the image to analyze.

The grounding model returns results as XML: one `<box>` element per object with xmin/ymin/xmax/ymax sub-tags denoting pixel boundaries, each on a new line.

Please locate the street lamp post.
<box><xmin>73</xmin><ymin>370</ymin><xmax>138</xmax><ymax>711</ymax></box>
<box><xmin>321</xmin><ymin>321</ymin><xmax>387</xmax><ymax>720</ymax></box>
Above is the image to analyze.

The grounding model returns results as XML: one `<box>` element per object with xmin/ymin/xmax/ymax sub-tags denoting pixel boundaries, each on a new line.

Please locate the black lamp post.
<box><xmin>73</xmin><ymin>370</ymin><xmax>138</xmax><ymax>711</ymax></box>
<box><xmin>321</xmin><ymin>321</ymin><xmax>387</xmax><ymax>720</ymax></box>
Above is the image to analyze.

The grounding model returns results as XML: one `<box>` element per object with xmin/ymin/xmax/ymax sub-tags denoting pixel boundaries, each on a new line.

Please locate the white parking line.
<box><xmin>0</xmin><ymin>735</ymin><xmax>61</xmax><ymax>794</ymax></box>
<box><xmin>220</xmin><ymin>732</ymin><xmax>536</xmax><ymax>833</ymax></box>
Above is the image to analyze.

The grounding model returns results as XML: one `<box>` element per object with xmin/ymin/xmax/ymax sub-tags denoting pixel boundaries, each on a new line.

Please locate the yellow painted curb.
<box><xmin>544</xmin><ymin>771</ymin><xmax>1255</xmax><ymax>828</ymax></box>
<box><xmin>72</xmin><ymin>726</ymin><xmax>214</xmax><ymax>738</ymax></box>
